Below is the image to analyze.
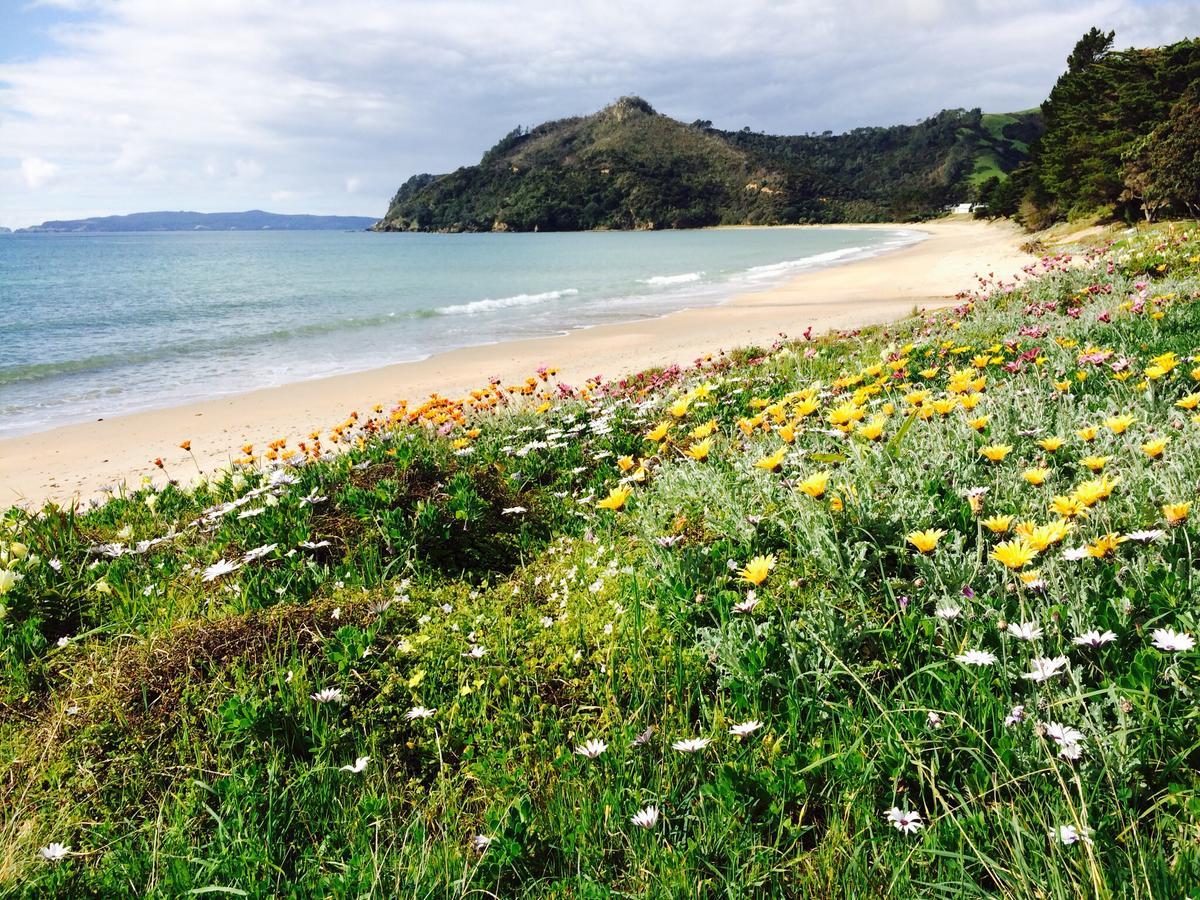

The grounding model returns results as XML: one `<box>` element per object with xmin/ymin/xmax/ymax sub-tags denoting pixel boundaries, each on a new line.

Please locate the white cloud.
<box><xmin>1</xmin><ymin>0</ymin><xmax>1199</xmax><ymax>227</ymax></box>
<box><xmin>21</xmin><ymin>157</ymin><xmax>61</xmax><ymax>189</ymax></box>
<box><xmin>233</xmin><ymin>158</ymin><xmax>264</xmax><ymax>180</ymax></box>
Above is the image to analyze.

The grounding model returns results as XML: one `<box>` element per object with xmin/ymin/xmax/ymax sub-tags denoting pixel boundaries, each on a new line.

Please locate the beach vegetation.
<box><xmin>2</xmin><ymin>225</ymin><xmax>1200</xmax><ymax>895</ymax></box>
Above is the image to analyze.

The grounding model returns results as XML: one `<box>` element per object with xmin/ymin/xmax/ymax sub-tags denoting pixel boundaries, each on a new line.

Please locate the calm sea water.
<box><xmin>0</xmin><ymin>227</ymin><xmax>921</xmax><ymax>437</ymax></box>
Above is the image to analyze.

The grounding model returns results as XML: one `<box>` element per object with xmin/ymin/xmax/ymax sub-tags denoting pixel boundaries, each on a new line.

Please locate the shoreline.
<box><xmin>0</xmin><ymin>223</ymin><xmax>918</xmax><ymax>443</ymax></box>
<box><xmin>0</xmin><ymin>217</ymin><xmax>1031</xmax><ymax>508</ymax></box>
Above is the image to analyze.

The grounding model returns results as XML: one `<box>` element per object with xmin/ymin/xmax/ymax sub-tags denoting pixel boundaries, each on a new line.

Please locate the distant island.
<box><xmin>16</xmin><ymin>210</ymin><xmax>378</xmax><ymax>233</ymax></box>
<box><xmin>375</xmin><ymin>97</ymin><xmax>1041</xmax><ymax>232</ymax></box>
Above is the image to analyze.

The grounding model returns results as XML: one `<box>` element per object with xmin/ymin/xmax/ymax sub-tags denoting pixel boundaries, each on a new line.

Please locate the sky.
<box><xmin>0</xmin><ymin>0</ymin><xmax>1197</xmax><ymax>229</ymax></box>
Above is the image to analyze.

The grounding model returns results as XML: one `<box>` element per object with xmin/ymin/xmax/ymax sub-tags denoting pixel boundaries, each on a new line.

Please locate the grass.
<box><xmin>2</xmin><ymin>224</ymin><xmax>1200</xmax><ymax>897</ymax></box>
<box><xmin>968</xmin><ymin>111</ymin><xmax>1041</xmax><ymax>189</ymax></box>
<box><xmin>968</xmin><ymin>152</ymin><xmax>1005</xmax><ymax>189</ymax></box>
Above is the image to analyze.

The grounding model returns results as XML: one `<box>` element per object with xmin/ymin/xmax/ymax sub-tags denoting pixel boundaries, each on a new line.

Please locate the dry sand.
<box><xmin>0</xmin><ymin>216</ymin><xmax>1031</xmax><ymax>508</ymax></box>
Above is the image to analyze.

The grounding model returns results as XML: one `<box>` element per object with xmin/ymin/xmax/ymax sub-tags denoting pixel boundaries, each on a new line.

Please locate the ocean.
<box><xmin>0</xmin><ymin>227</ymin><xmax>922</xmax><ymax>438</ymax></box>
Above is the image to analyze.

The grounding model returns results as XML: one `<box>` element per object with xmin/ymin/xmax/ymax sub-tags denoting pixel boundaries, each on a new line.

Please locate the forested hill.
<box><xmin>375</xmin><ymin>97</ymin><xmax>1040</xmax><ymax>232</ymax></box>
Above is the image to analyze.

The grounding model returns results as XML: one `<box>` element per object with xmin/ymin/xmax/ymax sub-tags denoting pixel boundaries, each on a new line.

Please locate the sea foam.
<box><xmin>437</xmin><ymin>288</ymin><xmax>579</xmax><ymax>316</ymax></box>
<box><xmin>741</xmin><ymin>246</ymin><xmax>867</xmax><ymax>280</ymax></box>
<box><xmin>639</xmin><ymin>272</ymin><xmax>704</xmax><ymax>286</ymax></box>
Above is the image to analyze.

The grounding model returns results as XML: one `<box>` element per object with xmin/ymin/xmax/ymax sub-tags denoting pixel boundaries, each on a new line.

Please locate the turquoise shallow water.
<box><xmin>0</xmin><ymin>227</ymin><xmax>921</xmax><ymax>437</ymax></box>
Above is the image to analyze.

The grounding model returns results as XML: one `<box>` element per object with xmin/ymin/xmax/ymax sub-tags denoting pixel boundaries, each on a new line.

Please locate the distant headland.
<box><xmin>15</xmin><ymin>210</ymin><xmax>378</xmax><ymax>233</ymax></box>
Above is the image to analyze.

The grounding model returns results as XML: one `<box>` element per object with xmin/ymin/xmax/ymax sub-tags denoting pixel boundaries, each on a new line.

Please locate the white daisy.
<box><xmin>1072</xmin><ymin>629</ymin><xmax>1116</xmax><ymax>647</ymax></box>
<box><xmin>242</xmin><ymin>543</ymin><xmax>278</xmax><ymax>563</ymax></box>
<box><xmin>1044</xmin><ymin>721</ymin><xmax>1084</xmax><ymax>746</ymax></box>
<box><xmin>339</xmin><ymin>755</ymin><xmax>370</xmax><ymax>774</ymax></box>
<box><xmin>39</xmin><ymin>842</ymin><xmax>70</xmax><ymax>862</ymax></box>
<box><xmin>310</xmin><ymin>687</ymin><xmax>346</xmax><ymax>704</ymax></box>
<box><xmin>954</xmin><ymin>649</ymin><xmax>997</xmax><ymax>666</ymax></box>
<box><xmin>202</xmin><ymin>558</ymin><xmax>242</xmax><ymax>581</ymax></box>
<box><xmin>934</xmin><ymin>604</ymin><xmax>962</xmax><ymax>621</ymax></box>
<box><xmin>1004</xmin><ymin>704</ymin><xmax>1026</xmax><ymax>727</ymax></box>
<box><xmin>1151</xmin><ymin>627</ymin><xmax>1195</xmax><ymax>652</ymax></box>
<box><xmin>671</xmin><ymin>737</ymin><xmax>712</xmax><ymax>753</ymax></box>
<box><xmin>729</xmin><ymin>720</ymin><xmax>763</xmax><ymax>737</ymax></box>
<box><xmin>463</xmin><ymin>645</ymin><xmax>487</xmax><ymax>659</ymax></box>
<box><xmin>1125</xmin><ymin>529</ymin><xmax>1166</xmax><ymax>542</ymax></box>
<box><xmin>574</xmin><ymin>739</ymin><xmax>608</xmax><ymax>759</ymax></box>
<box><xmin>1043</xmin><ymin>721</ymin><xmax>1085</xmax><ymax>760</ymax></box>
<box><xmin>1051</xmin><ymin>824</ymin><xmax>1092</xmax><ymax>845</ymax></box>
<box><xmin>501</xmin><ymin>506</ymin><xmax>527</xmax><ymax>515</ymax></box>
<box><xmin>1062</xmin><ymin>546</ymin><xmax>1091</xmax><ymax>561</ymax></box>
<box><xmin>1022</xmin><ymin>655</ymin><xmax>1069</xmax><ymax>682</ymax></box>
<box><xmin>631</xmin><ymin>726</ymin><xmax>655</xmax><ymax>747</ymax></box>
<box><xmin>1057</xmin><ymin>741</ymin><xmax>1084</xmax><ymax>761</ymax></box>
<box><xmin>405</xmin><ymin>706</ymin><xmax>436</xmax><ymax>720</ymax></box>
<box><xmin>630</xmin><ymin>804</ymin><xmax>660</xmax><ymax>829</ymax></box>
<box><xmin>885</xmin><ymin>807</ymin><xmax>924</xmax><ymax>834</ymax></box>
<box><xmin>732</xmin><ymin>593</ymin><xmax>760</xmax><ymax>614</ymax></box>
<box><xmin>1007</xmin><ymin>621</ymin><xmax>1043</xmax><ymax>641</ymax></box>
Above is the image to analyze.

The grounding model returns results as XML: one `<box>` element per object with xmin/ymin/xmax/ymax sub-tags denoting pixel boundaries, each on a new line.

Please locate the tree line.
<box><xmin>976</xmin><ymin>30</ymin><xmax>1200</xmax><ymax>228</ymax></box>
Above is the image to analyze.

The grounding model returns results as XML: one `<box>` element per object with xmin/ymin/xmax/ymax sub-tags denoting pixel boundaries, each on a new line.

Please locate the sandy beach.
<box><xmin>1</xmin><ymin>216</ymin><xmax>1030</xmax><ymax>508</ymax></box>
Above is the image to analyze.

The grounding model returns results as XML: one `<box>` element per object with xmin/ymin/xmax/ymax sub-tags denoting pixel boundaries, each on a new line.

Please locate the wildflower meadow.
<box><xmin>2</xmin><ymin>224</ymin><xmax>1199</xmax><ymax>897</ymax></box>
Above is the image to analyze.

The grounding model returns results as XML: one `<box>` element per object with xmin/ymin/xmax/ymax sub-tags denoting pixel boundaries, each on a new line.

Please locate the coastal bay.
<box><xmin>1</xmin><ymin>217</ymin><xmax>1028</xmax><ymax>507</ymax></box>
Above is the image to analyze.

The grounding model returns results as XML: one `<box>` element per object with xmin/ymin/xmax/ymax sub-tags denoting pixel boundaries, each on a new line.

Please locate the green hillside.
<box><xmin>376</xmin><ymin>97</ymin><xmax>1040</xmax><ymax>232</ymax></box>
<box><xmin>968</xmin><ymin>111</ymin><xmax>1042</xmax><ymax>187</ymax></box>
